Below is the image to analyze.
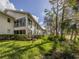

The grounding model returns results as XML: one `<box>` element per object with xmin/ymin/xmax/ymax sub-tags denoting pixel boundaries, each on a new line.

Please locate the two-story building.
<box><xmin>0</xmin><ymin>11</ymin><xmax>14</xmax><ymax>34</ymax></box>
<box><xmin>4</xmin><ymin>9</ymin><xmax>45</xmax><ymax>35</ymax></box>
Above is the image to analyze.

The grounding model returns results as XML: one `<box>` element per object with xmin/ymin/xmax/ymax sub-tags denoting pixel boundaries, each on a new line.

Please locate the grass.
<box><xmin>0</xmin><ymin>36</ymin><xmax>79</xmax><ymax>59</ymax></box>
<box><xmin>0</xmin><ymin>38</ymin><xmax>53</xmax><ymax>59</ymax></box>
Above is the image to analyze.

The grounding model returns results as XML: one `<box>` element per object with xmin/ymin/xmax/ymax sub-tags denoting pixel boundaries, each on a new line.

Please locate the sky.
<box><xmin>0</xmin><ymin>0</ymin><xmax>51</xmax><ymax>27</ymax></box>
<box><xmin>0</xmin><ymin>0</ymin><xmax>15</xmax><ymax>10</ymax></box>
<box><xmin>10</xmin><ymin>0</ymin><xmax>51</xmax><ymax>23</ymax></box>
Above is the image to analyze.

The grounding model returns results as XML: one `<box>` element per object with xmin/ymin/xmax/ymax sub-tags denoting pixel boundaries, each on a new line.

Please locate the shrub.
<box><xmin>47</xmin><ymin>35</ymin><xmax>55</xmax><ymax>41</ymax></box>
<box><xmin>14</xmin><ymin>34</ymin><xmax>28</xmax><ymax>40</ymax></box>
<box><xmin>0</xmin><ymin>34</ymin><xmax>14</xmax><ymax>40</ymax></box>
<box><xmin>48</xmin><ymin>35</ymin><xmax>66</xmax><ymax>42</ymax></box>
<box><xmin>0</xmin><ymin>34</ymin><xmax>28</xmax><ymax>41</ymax></box>
<box><xmin>58</xmin><ymin>36</ymin><xmax>66</xmax><ymax>42</ymax></box>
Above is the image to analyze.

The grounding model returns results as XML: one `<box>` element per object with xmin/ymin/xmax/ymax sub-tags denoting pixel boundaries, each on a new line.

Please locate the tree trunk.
<box><xmin>55</xmin><ymin>0</ymin><xmax>58</xmax><ymax>36</ymax></box>
<box><xmin>74</xmin><ymin>30</ymin><xmax>77</xmax><ymax>41</ymax></box>
<box><xmin>61</xmin><ymin>5</ymin><xmax>65</xmax><ymax>38</ymax></box>
<box><xmin>70</xmin><ymin>30</ymin><xmax>74</xmax><ymax>40</ymax></box>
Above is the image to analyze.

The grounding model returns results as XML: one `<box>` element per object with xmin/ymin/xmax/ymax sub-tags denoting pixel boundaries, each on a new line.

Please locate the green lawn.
<box><xmin>0</xmin><ymin>36</ymin><xmax>79</xmax><ymax>59</ymax></box>
<box><xmin>0</xmin><ymin>38</ymin><xmax>53</xmax><ymax>59</ymax></box>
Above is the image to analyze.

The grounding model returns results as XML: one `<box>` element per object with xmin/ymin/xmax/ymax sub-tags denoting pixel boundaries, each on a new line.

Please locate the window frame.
<box><xmin>7</xmin><ymin>18</ymin><xmax>11</xmax><ymax>23</ymax></box>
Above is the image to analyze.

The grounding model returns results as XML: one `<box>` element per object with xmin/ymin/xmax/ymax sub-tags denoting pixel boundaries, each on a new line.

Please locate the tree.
<box><xmin>61</xmin><ymin>19</ymin><xmax>78</xmax><ymax>40</ymax></box>
<box><xmin>49</xmin><ymin>0</ymin><xmax>60</xmax><ymax>36</ymax></box>
<box><xmin>44</xmin><ymin>10</ymin><xmax>55</xmax><ymax>34</ymax></box>
<box><xmin>44</xmin><ymin>0</ymin><xmax>78</xmax><ymax>40</ymax></box>
<box><xmin>49</xmin><ymin>0</ymin><xmax>69</xmax><ymax>36</ymax></box>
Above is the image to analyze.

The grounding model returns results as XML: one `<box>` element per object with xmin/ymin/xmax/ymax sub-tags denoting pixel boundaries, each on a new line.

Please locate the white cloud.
<box><xmin>39</xmin><ymin>21</ymin><xmax>45</xmax><ymax>29</ymax></box>
<box><xmin>32</xmin><ymin>15</ymin><xmax>45</xmax><ymax>29</ymax></box>
<box><xmin>42</xmin><ymin>26</ymin><xmax>45</xmax><ymax>29</ymax></box>
<box><xmin>20</xmin><ymin>9</ymin><xmax>24</xmax><ymax>11</ymax></box>
<box><xmin>0</xmin><ymin>0</ymin><xmax>16</xmax><ymax>11</ymax></box>
<box><xmin>0</xmin><ymin>4</ymin><xmax>4</xmax><ymax>11</ymax></box>
<box><xmin>39</xmin><ymin>22</ymin><xmax>43</xmax><ymax>25</ymax></box>
<box><xmin>32</xmin><ymin>15</ymin><xmax>39</xmax><ymax>22</ymax></box>
<box><xmin>42</xmin><ymin>11</ymin><xmax>46</xmax><ymax>17</ymax></box>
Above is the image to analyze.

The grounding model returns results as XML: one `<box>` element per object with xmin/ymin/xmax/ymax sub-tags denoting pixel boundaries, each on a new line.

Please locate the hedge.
<box><xmin>0</xmin><ymin>34</ymin><xmax>28</xmax><ymax>41</ymax></box>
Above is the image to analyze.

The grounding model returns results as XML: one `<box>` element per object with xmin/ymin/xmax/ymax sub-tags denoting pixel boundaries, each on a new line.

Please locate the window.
<box><xmin>14</xmin><ymin>21</ymin><xmax>17</xmax><ymax>27</ymax></box>
<box><xmin>14</xmin><ymin>30</ymin><xmax>26</xmax><ymax>34</ymax></box>
<box><xmin>28</xmin><ymin>30</ymin><xmax>32</xmax><ymax>36</ymax></box>
<box><xmin>14</xmin><ymin>31</ymin><xmax>17</xmax><ymax>34</ymax></box>
<box><xmin>8</xmin><ymin>29</ymin><xmax>10</xmax><ymax>33</ymax></box>
<box><xmin>28</xmin><ymin>18</ymin><xmax>32</xmax><ymax>28</ymax></box>
<box><xmin>37</xmin><ymin>26</ymin><xmax>39</xmax><ymax>29</ymax></box>
<box><xmin>20</xmin><ymin>30</ymin><xmax>22</xmax><ymax>34</ymax></box>
<box><xmin>21</xmin><ymin>18</ymin><xmax>26</xmax><ymax>26</ymax></box>
<box><xmin>14</xmin><ymin>17</ymin><xmax>26</xmax><ymax>27</ymax></box>
<box><xmin>7</xmin><ymin>18</ymin><xmax>11</xmax><ymax>23</ymax></box>
<box><xmin>14</xmin><ymin>30</ymin><xmax>19</xmax><ymax>34</ymax></box>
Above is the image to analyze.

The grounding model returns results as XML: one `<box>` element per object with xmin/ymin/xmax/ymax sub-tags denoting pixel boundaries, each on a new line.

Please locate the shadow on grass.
<box><xmin>0</xmin><ymin>40</ymin><xmax>78</xmax><ymax>59</ymax></box>
<box><xmin>43</xmin><ymin>40</ymin><xmax>77</xmax><ymax>59</ymax></box>
<box><xmin>0</xmin><ymin>41</ymin><xmax>50</xmax><ymax>59</ymax></box>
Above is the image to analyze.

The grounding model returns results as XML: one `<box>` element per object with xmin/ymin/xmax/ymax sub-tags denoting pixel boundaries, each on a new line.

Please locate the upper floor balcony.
<box><xmin>14</xmin><ymin>17</ymin><xmax>26</xmax><ymax>27</ymax></box>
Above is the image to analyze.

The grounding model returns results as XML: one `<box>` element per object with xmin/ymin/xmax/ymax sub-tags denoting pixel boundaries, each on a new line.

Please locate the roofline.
<box><xmin>5</xmin><ymin>9</ymin><xmax>44</xmax><ymax>30</ymax></box>
<box><xmin>0</xmin><ymin>11</ymin><xmax>15</xmax><ymax>19</ymax></box>
<box><xmin>5</xmin><ymin>9</ymin><xmax>29</xmax><ymax>15</ymax></box>
<box><xmin>27</xmin><ymin>13</ymin><xmax>44</xmax><ymax>30</ymax></box>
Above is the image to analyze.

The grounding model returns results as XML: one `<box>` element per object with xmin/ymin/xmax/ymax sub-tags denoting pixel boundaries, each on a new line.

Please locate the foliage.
<box><xmin>69</xmin><ymin>0</ymin><xmax>77</xmax><ymax>7</ymax></box>
<box><xmin>44</xmin><ymin>11</ymin><xmax>54</xmax><ymax>34</ymax></box>
<box><xmin>48</xmin><ymin>35</ymin><xmax>66</xmax><ymax>42</ymax></box>
<box><xmin>0</xmin><ymin>36</ymin><xmax>53</xmax><ymax>59</ymax></box>
<box><xmin>0</xmin><ymin>34</ymin><xmax>28</xmax><ymax>40</ymax></box>
<box><xmin>0</xmin><ymin>35</ymin><xmax>79</xmax><ymax>59</ymax></box>
<box><xmin>14</xmin><ymin>34</ymin><xmax>28</xmax><ymax>40</ymax></box>
<box><xmin>45</xmin><ymin>35</ymin><xmax>79</xmax><ymax>59</ymax></box>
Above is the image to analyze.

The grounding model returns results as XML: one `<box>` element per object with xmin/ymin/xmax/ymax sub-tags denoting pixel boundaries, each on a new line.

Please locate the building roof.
<box><xmin>0</xmin><ymin>11</ymin><xmax>14</xmax><ymax>19</ymax></box>
<box><xmin>5</xmin><ymin>9</ymin><xmax>44</xmax><ymax>30</ymax></box>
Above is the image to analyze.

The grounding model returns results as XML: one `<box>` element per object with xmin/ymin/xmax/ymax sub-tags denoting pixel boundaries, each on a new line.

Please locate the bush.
<box><xmin>48</xmin><ymin>35</ymin><xmax>66</xmax><ymax>42</ymax></box>
<box><xmin>0</xmin><ymin>34</ymin><xmax>14</xmax><ymax>40</ymax></box>
<box><xmin>0</xmin><ymin>34</ymin><xmax>28</xmax><ymax>41</ymax></box>
<box><xmin>58</xmin><ymin>36</ymin><xmax>66</xmax><ymax>42</ymax></box>
<box><xmin>14</xmin><ymin>34</ymin><xmax>28</xmax><ymax>40</ymax></box>
<box><xmin>47</xmin><ymin>35</ymin><xmax>54</xmax><ymax>41</ymax></box>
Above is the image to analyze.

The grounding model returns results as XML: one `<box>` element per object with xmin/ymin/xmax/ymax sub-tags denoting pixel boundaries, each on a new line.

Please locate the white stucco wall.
<box><xmin>5</xmin><ymin>10</ymin><xmax>44</xmax><ymax>35</ymax></box>
<box><xmin>6</xmin><ymin>11</ymin><xmax>29</xmax><ymax>34</ymax></box>
<box><xmin>6</xmin><ymin>11</ymin><xmax>27</xmax><ymax>19</ymax></box>
<box><xmin>0</xmin><ymin>13</ymin><xmax>14</xmax><ymax>34</ymax></box>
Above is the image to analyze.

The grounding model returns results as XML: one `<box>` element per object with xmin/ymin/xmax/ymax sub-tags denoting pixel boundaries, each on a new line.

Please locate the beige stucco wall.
<box><xmin>6</xmin><ymin>11</ymin><xmax>29</xmax><ymax>34</ymax></box>
<box><xmin>0</xmin><ymin>13</ymin><xmax>14</xmax><ymax>34</ymax></box>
